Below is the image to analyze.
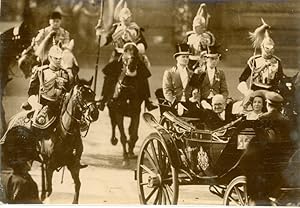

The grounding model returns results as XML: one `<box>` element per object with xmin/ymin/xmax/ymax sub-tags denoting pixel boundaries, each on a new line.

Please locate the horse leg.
<box><xmin>108</xmin><ymin>106</ymin><xmax>118</xmax><ymax>145</ymax></box>
<box><xmin>45</xmin><ymin>163</ymin><xmax>54</xmax><ymax>198</ymax></box>
<box><xmin>67</xmin><ymin>164</ymin><xmax>81</xmax><ymax>204</ymax></box>
<box><xmin>115</xmin><ymin>113</ymin><xmax>129</xmax><ymax>165</ymax></box>
<box><xmin>128</xmin><ymin>113</ymin><xmax>140</xmax><ymax>159</ymax></box>
<box><xmin>40</xmin><ymin>163</ymin><xmax>47</xmax><ymax>201</ymax></box>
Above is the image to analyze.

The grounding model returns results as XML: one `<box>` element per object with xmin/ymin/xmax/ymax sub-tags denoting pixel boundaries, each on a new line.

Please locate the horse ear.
<box><xmin>88</xmin><ymin>76</ymin><xmax>94</xmax><ymax>86</ymax></box>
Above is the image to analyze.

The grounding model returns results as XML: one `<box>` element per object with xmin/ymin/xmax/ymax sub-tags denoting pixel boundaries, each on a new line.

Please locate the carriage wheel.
<box><xmin>137</xmin><ymin>133</ymin><xmax>179</xmax><ymax>204</ymax></box>
<box><xmin>223</xmin><ymin>176</ymin><xmax>249</xmax><ymax>206</ymax></box>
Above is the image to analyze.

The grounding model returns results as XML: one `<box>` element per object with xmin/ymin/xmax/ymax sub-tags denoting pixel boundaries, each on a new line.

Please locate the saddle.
<box><xmin>0</xmin><ymin>106</ymin><xmax>57</xmax><ymax>145</ymax></box>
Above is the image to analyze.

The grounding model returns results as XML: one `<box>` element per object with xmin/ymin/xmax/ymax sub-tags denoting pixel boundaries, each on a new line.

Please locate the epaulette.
<box><xmin>247</xmin><ymin>54</ymin><xmax>261</xmax><ymax>62</ymax></box>
<box><xmin>112</xmin><ymin>22</ymin><xmax>121</xmax><ymax>27</ymax></box>
<box><xmin>272</xmin><ymin>55</ymin><xmax>281</xmax><ymax>62</ymax></box>
<box><xmin>186</xmin><ymin>30</ymin><xmax>195</xmax><ymax>37</ymax></box>
<box><xmin>37</xmin><ymin>65</ymin><xmax>49</xmax><ymax>71</ymax></box>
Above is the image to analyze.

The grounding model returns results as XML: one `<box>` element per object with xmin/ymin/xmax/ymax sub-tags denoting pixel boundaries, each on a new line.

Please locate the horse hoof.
<box><xmin>41</xmin><ymin>193</ymin><xmax>46</xmax><ymax>201</ymax></box>
<box><xmin>128</xmin><ymin>152</ymin><xmax>138</xmax><ymax>159</ymax></box>
<box><xmin>72</xmin><ymin>200</ymin><xmax>79</xmax><ymax>204</ymax></box>
<box><xmin>122</xmin><ymin>159</ymin><xmax>130</xmax><ymax>167</ymax></box>
<box><xmin>111</xmin><ymin>137</ymin><xmax>118</xmax><ymax>146</ymax></box>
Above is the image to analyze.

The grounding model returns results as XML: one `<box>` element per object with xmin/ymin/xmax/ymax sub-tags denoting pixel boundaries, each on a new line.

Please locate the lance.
<box><xmin>94</xmin><ymin>0</ymin><xmax>104</xmax><ymax>93</ymax></box>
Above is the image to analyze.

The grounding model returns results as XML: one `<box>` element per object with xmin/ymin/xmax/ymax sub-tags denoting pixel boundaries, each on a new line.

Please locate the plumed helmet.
<box><xmin>193</xmin><ymin>3</ymin><xmax>210</xmax><ymax>31</ymax></box>
<box><xmin>119</xmin><ymin>7</ymin><xmax>132</xmax><ymax>21</ymax></box>
<box><xmin>249</xmin><ymin>18</ymin><xmax>274</xmax><ymax>50</ymax></box>
<box><xmin>48</xmin><ymin>45</ymin><xmax>63</xmax><ymax>58</ymax></box>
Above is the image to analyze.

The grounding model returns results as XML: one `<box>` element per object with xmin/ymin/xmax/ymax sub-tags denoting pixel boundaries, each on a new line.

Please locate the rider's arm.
<box><xmin>28</xmin><ymin>67</ymin><xmax>40</xmax><ymax>96</ymax></box>
<box><xmin>162</xmin><ymin>70</ymin><xmax>176</xmax><ymax>103</ymax></box>
<box><xmin>273</xmin><ymin>61</ymin><xmax>284</xmax><ymax>87</ymax></box>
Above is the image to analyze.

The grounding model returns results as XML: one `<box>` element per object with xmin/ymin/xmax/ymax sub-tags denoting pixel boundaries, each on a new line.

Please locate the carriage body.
<box><xmin>137</xmin><ymin>109</ymin><xmax>300</xmax><ymax>205</ymax></box>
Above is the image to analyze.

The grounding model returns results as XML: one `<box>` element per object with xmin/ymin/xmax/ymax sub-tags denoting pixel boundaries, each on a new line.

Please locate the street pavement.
<box><xmin>2</xmin><ymin>65</ymin><xmax>298</xmax><ymax>204</ymax></box>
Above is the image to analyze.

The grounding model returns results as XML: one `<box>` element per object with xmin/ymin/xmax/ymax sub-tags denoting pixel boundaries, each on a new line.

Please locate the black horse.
<box><xmin>0</xmin><ymin>12</ymin><xmax>35</xmax><ymax>136</ymax></box>
<box><xmin>100</xmin><ymin>44</ymin><xmax>151</xmax><ymax>165</ymax></box>
<box><xmin>1</xmin><ymin>78</ymin><xmax>99</xmax><ymax>204</ymax></box>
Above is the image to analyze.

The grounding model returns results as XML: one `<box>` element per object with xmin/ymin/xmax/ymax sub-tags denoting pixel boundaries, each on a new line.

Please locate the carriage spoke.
<box><xmin>145</xmin><ymin>187</ymin><xmax>158</xmax><ymax>202</ymax></box>
<box><xmin>143</xmin><ymin>149</ymin><xmax>159</xmax><ymax>173</ymax></box>
<box><xmin>162</xmin><ymin>185</ymin><xmax>172</xmax><ymax>204</ymax></box>
<box><xmin>243</xmin><ymin>184</ymin><xmax>249</xmax><ymax>205</ymax></box>
<box><xmin>140</xmin><ymin>164</ymin><xmax>156</xmax><ymax>176</ymax></box>
<box><xmin>153</xmin><ymin>187</ymin><xmax>162</xmax><ymax>204</ymax></box>
<box><xmin>234</xmin><ymin>186</ymin><xmax>245</xmax><ymax>205</ymax></box>
<box><xmin>149</xmin><ymin>141</ymin><xmax>161</xmax><ymax>173</ymax></box>
<box><xmin>165</xmin><ymin>184</ymin><xmax>174</xmax><ymax>197</ymax></box>
<box><xmin>161</xmin><ymin>186</ymin><xmax>166</xmax><ymax>204</ymax></box>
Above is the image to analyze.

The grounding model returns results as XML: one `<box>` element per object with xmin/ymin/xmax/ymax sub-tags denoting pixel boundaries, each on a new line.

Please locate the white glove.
<box><xmin>237</xmin><ymin>81</ymin><xmax>252</xmax><ymax>96</ymax></box>
<box><xmin>189</xmin><ymin>89</ymin><xmax>200</xmax><ymax>103</ymax></box>
<box><xmin>136</xmin><ymin>43</ymin><xmax>145</xmax><ymax>54</ymax></box>
<box><xmin>177</xmin><ymin>103</ymin><xmax>187</xmax><ymax>116</ymax></box>
<box><xmin>28</xmin><ymin>95</ymin><xmax>42</xmax><ymax>110</ymax></box>
<box><xmin>201</xmin><ymin>100</ymin><xmax>212</xmax><ymax>110</ymax></box>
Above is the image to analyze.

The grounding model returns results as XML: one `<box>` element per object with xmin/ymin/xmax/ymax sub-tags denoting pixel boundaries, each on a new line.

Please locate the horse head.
<box><xmin>122</xmin><ymin>43</ymin><xmax>139</xmax><ymax>74</ymax></box>
<box><xmin>278</xmin><ymin>73</ymin><xmax>298</xmax><ymax>119</ymax></box>
<box><xmin>73</xmin><ymin>77</ymin><xmax>99</xmax><ymax>122</ymax></box>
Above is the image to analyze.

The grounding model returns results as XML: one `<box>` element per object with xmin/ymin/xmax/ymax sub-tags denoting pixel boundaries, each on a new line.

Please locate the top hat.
<box><xmin>50</xmin><ymin>11</ymin><xmax>62</xmax><ymax>20</ymax></box>
<box><xmin>204</xmin><ymin>45</ymin><xmax>221</xmax><ymax>58</ymax></box>
<box><xmin>173</xmin><ymin>43</ymin><xmax>192</xmax><ymax>59</ymax></box>
<box><xmin>265</xmin><ymin>91</ymin><xmax>283</xmax><ymax>106</ymax></box>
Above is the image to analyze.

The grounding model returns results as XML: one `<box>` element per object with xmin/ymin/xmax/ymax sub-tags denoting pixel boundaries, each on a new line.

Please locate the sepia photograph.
<box><xmin>0</xmin><ymin>0</ymin><xmax>299</xmax><ymax>205</ymax></box>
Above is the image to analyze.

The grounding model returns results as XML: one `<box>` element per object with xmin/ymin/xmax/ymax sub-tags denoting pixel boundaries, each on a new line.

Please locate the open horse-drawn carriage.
<box><xmin>135</xmin><ymin>89</ymin><xmax>300</xmax><ymax>205</ymax></box>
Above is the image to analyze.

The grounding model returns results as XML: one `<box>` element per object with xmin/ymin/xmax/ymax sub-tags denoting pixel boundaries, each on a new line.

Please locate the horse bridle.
<box><xmin>60</xmin><ymin>86</ymin><xmax>96</xmax><ymax>137</ymax></box>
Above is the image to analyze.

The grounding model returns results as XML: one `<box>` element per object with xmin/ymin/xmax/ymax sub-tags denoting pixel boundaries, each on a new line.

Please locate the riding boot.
<box><xmin>145</xmin><ymin>99</ymin><xmax>158</xmax><ymax>111</ymax></box>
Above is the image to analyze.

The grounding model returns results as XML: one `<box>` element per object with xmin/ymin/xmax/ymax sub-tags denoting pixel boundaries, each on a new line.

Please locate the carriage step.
<box><xmin>280</xmin><ymin>187</ymin><xmax>300</xmax><ymax>191</ymax></box>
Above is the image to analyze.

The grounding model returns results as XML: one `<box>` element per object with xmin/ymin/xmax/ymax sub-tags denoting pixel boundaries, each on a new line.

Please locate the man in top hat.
<box><xmin>238</xmin><ymin>19</ymin><xmax>284</xmax><ymax>96</ymax></box>
<box><xmin>184</xmin><ymin>3</ymin><xmax>216</xmax><ymax>71</ymax></box>
<box><xmin>34</xmin><ymin>11</ymin><xmax>70</xmax><ymax>63</ymax></box>
<box><xmin>194</xmin><ymin>46</ymin><xmax>228</xmax><ymax>110</ymax></box>
<box><xmin>162</xmin><ymin>43</ymin><xmax>205</xmax><ymax>115</ymax></box>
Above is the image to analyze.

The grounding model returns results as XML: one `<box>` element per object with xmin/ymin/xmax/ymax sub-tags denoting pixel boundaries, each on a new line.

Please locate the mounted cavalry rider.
<box><xmin>238</xmin><ymin>18</ymin><xmax>284</xmax><ymax>97</ymax></box>
<box><xmin>26</xmin><ymin>45</ymin><xmax>88</xmax><ymax>168</ymax></box>
<box><xmin>184</xmin><ymin>3</ymin><xmax>216</xmax><ymax>71</ymax></box>
<box><xmin>96</xmin><ymin>0</ymin><xmax>156</xmax><ymax>111</ymax></box>
<box><xmin>33</xmin><ymin>11</ymin><xmax>70</xmax><ymax>63</ymax></box>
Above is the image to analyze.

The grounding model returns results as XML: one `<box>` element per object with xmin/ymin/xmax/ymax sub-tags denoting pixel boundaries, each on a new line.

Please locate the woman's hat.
<box><xmin>173</xmin><ymin>43</ymin><xmax>191</xmax><ymax>59</ymax></box>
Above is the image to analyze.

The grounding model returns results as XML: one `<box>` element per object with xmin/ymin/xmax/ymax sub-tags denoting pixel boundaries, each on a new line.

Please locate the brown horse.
<box><xmin>2</xmin><ymin>78</ymin><xmax>99</xmax><ymax>204</ymax></box>
<box><xmin>100</xmin><ymin>44</ymin><xmax>151</xmax><ymax>166</ymax></box>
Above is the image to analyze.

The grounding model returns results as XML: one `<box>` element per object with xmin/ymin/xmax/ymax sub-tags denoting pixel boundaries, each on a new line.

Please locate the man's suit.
<box><xmin>162</xmin><ymin>66</ymin><xmax>202</xmax><ymax>103</ymax></box>
<box><xmin>198</xmin><ymin>67</ymin><xmax>228</xmax><ymax>101</ymax></box>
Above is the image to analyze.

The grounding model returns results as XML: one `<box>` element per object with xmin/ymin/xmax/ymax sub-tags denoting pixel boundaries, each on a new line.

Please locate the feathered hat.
<box><xmin>249</xmin><ymin>18</ymin><xmax>274</xmax><ymax>52</ymax></box>
<box><xmin>193</xmin><ymin>3</ymin><xmax>210</xmax><ymax>31</ymax></box>
<box><xmin>114</xmin><ymin>0</ymin><xmax>132</xmax><ymax>21</ymax></box>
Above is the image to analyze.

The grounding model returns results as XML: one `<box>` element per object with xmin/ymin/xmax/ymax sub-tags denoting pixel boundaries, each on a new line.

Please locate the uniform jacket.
<box><xmin>239</xmin><ymin>54</ymin><xmax>283</xmax><ymax>91</ymax></box>
<box><xmin>162</xmin><ymin>66</ymin><xmax>203</xmax><ymax>103</ymax></box>
<box><xmin>28</xmin><ymin>65</ymin><xmax>70</xmax><ymax>102</ymax></box>
<box><xmin>2</xmin><ymin>173</ymin><xmax>41</xmax><ymax>204</ymax></box>
<box><xmin>34</xmin><ymin>26</ymin><xmax>70</xmax><ymax>49</ymax></box>
<box><xmin>199</xmin><ymin>67</ymin><xmax>228</xmax><ymax>100</ymax></box>
<box><xmin>106</xmin><ymin>22</ymin><xmax>147</xmax><ymax>53</ymax></box>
